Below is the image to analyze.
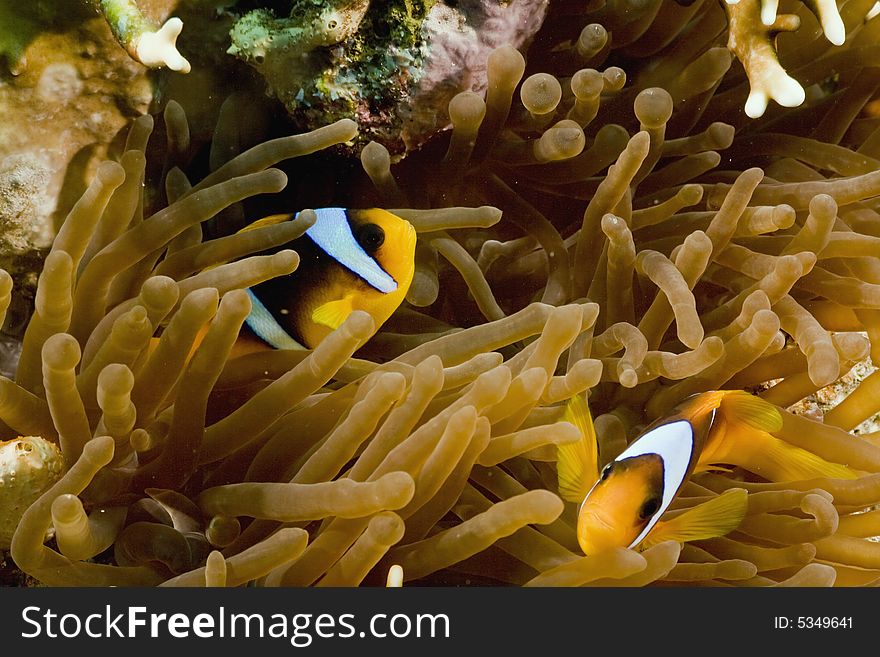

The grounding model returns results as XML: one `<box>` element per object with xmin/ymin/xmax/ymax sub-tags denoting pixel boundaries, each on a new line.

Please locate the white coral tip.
<box><xmin>135</xmin><ymin>17</ymin><xmax>192</xmax><ymax>73</ymax></box>
<box><xmin>823</xmin><ymin>16</ymin><xmax>846</xmax><ymax>46</ymax></box>
<box><xmin>775</xmin><ymin>77</ymin><xmax>806</xmax><ymax>108</ymax></box>
<box><xmin>745</xmin><ymin>91</ymin><xmax>769</xmax><ymax>118</ymax></box>
<box><xmin>761</xmin><ymin>0</ymin><xmax>779</xmax><ymax>26</ymax></box>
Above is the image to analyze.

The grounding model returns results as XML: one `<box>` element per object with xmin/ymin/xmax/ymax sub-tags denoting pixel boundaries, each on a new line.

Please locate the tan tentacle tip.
<box><xmin>629</xmin><ymin>130</ymin><xmax>651</xmax><ymax>155</ymax></box>
<box><xmin>296</xmin><ymin>209</ymin><xmax>318</xmax><ymax>231</ymax></box>
<box><xmin>361</xmin><ymin>141</ymin><xmax>391</xmax><ymax>170</ymax></box>
<box><xmin>488</xmin><ymin>45</ymin><xmax>526</xmax><ymax>85</ymax></box>
<box><xmin>95</xmin><ymin>160</ymin><xmax>126</xmax><ymax>187</ymax></box>
<box><xmin>618</xmin><ymin>366</ymin><xmax>638</xmax><ymax>388</ymax></box>
<box><xmin>580</xmin><ymin>302</ymin><xmax>600</xmax><ymax>329</ymax></box>
<box><xmin>521</xmin><ymin>73</ymin><xmax>563</xmax><ymax>115</ymax></box>
<box><xmin>270</xmin><ymin>249</ymin><xmax>300</xmax><ymax>275</ymax></box>
<box><xmin>479</xmin><ymin>206</ymin><xmax>503</xmax><ymax>225</ymax></box>
<box><xmin>376</xmin><ymin>370</ymin><xmax>408</xmax><ymax>398</ymax></box>
<box><xmin>601</xmin><ymin>213</ymin><xmax>626</xmax><ymax>235</ymax></box>
<box><xmin>127</xmin><ymin>305</ymin><xmax>149</xmax><ymax>324</ymax></box>
<box><xmin>530</xmin><ymin>490</ymin><xmax>565</xmax><ymax>524</ymax></box>
<box><xmin>333</xmin><ymin>118</ymin><xmax>359</xmax><ymax>141</ymax></box>
<box><xmin>342</xmin><ymin>310</ymin><xmax>376</xmax><ymax>341</ymax></box>
<box><xmin>810</xmin><ymin>193</ymin><xmax>837</xmax><ymax>215</ymax></box>
<box><xmin>448</xmin><ymin>91</ymin><xmax>487</xmax><ymax>126</ymax></box>
<box><xmin>571</xmin><ymin>69</ymin><xmax>603</xmax><ymax>99</ymax></box>
<box><xmin>262</xmin><ymin>168</ymin><xmax>289</xmax><ymax>192</ymax></box>
<box><xmin>129</xmin><ymin>113</ymin><xmax>155</xmax><ymax>135</ymax></box>
<box><xmin>378</xmin><ymin>471</ymin><xmax>417</xmax><ymax>506</ymax></box>
<box><xmin>634</xmin><ymin>88</ymin><xmax>673</xmax><ymax>129</ymax></box>
<box><xmin>41</xmin><ymin>333</ymin><xmax>82</xmax><ymax>370</ymax></box>
<box><xmin>707</xmin><ymin>123</ymin><xmax>736</xmax><ymax>150</ymax></box>
<box><xmin>415</xmin><ymin>353</ymin><xmax>444</xmax><ymax>376</ymax></box>
<box><xmin>220</xmin><ymin>288</ymin><xmax>253</xmax><ymax>315</ymax></box>
<box><xmin>97</xmin><ymin>362</ymin><xmax>135</xmax><ymax>393</ymax></box>
<box><xmin>701</xmin><ymin>336</ymin><xmax>724</xmax><ymax>359</ymax></box>
<box><xmin>50</xmin><ymin>493</ymin><xmax>82</xmax><ymax>524</ymax></box>
<box><xmin>82</xmin><ymin>435</ymin><xmax>116</xmax><ymax>466</ymax></box>
<box><xmin>141</xmin><ymin>275</ymin><xmax>179</xmax><ymax>303</ymax></box>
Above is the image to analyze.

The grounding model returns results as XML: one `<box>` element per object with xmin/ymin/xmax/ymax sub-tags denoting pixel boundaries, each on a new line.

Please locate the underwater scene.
<box><xmin>2</xmin><ymin>0</ymin><xmax>880</xmax><ymax>588</ymax></box>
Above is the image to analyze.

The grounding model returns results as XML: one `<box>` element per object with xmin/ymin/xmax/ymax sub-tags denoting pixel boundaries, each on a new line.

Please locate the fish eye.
<box><xmin>599</xmin><ymin>463</ymin><xmax>613</xmax><ymax>481</ymax></box>
<box><xmin>638</xmin><ymin>497</ymin><xmax>662</xmax><ymax>520</ymax></box>
<box><xmin>356</xmin><ymin>223</ymin><xmax>385</xmax><ymax>252</ymax></box>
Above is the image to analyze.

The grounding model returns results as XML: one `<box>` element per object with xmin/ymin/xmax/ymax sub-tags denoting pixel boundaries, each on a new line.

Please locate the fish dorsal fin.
<box><xmin>312</xmin><ymin>294</ymin><xmax>356</xmax><ymax>330</ymax></box>
<box><xmin>719</xmin><ymin>391</ymin><xmax>783</xmax><ymax>432</ymax></box>
<box><xmin>639</xmin><ymin>488</ymin><xmax>748</xmax><ymax>551</ymax></box>
<box><xmin>307</xmin><ymin>208</ymin><xmax>398</xmax><ymax>293</ymax></box>
<box><xmin>556</xmin><ymin>394</ymin><xmax>600</xmax><ymax>504</ymax></box>
<box><xmin>237</xmin><ymin>213</ymin><xmax>294</xmax><ymax>233</ymax></box>
<box><xmin>244</xmin><ymin>289</ymin><xmax>305</xmax><ymax>350</ymax></box>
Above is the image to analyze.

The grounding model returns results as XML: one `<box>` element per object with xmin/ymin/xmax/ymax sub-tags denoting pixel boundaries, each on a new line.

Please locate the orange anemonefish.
<box><xmin>558</xmin><ymin>390</ymin><xmax>857</xmax><ymax>556</ymax></box>
<box><xmin>238</xmin><ymin>207</ymin><xmax>416</xmax><ymax>351</ymax></box>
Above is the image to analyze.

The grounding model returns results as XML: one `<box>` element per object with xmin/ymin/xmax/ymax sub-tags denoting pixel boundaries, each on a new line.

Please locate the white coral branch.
<box><xmin>134</xmin><ymin>18</ymin><xmax>191</xmax><ymax>73</ymax></box>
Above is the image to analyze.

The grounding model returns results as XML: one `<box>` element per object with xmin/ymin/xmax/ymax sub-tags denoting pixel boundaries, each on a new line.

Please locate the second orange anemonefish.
<box><xmin>558</xmin><ymin>390</ymin><xmax>857</xmax><ymax>556</ymax></box>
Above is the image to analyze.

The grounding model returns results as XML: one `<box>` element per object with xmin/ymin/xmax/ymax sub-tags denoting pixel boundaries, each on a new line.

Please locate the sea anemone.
<box><xmin>3</xmin><ymin>0</ymin><xmax>880</xmax><ymax>587</ymax></box>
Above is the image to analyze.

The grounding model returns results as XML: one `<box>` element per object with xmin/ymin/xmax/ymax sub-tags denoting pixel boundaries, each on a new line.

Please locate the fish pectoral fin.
<box><xmin>720</xmin><ymin>391</ymin><xmax>783</xmax><ymax>432</ymax></box>
<box><xmin>639</xmin><ymin>488</ymin><xmax>748</xmax><ymax>550</ymax></box>
<box><xmin>556</xmin><ymin>394</ymin><xmax>600</xmax><ymax>504</ymax></box>
<box><xmin>312</xmin><ymin>295</ymin><xmax>356</xmax><ymax>330</ymax></box>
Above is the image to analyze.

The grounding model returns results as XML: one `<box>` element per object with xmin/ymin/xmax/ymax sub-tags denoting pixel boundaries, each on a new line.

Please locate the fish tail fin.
<box><xmin>639</xmin><ymin>488</ymin><xmax>748</xmax><ymax>550</ymax></box>
<box><xmin>728</xmin><ymin>424</ymin><xmax>858</xmax><ymax>482</ymax></box>
<box><xmin>557</xmin><ymin>394</ymin><xmax>600</xmax><ymax>504</ymax></box>
<box><xmin>715</xmin><ymin>391</ymin><xmax>856</xmax><ymax>481</ymax></box>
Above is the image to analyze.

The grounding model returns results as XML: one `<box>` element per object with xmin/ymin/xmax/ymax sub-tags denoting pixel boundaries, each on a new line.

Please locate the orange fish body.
<box><xmin>241</xmin><ymin>207</ymin><xmax>416</xmax><ymax>350</ymax></box>
<box><xmin>559</xmin><ymin>390</ymin><xmax>856</xmax><ymax>555</ymax></box>
<box><xmin>149</xmin><ymin>207</ymin><xmax>416</xmax><ymax>360</ymax></box>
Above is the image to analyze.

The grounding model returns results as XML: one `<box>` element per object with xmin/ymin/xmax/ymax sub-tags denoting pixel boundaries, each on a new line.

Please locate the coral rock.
<box><xmin>227</xmin><ymin>0</ymin><xmax>550</xmax><ymax>155</ymax></box>
<box><xmin>0</xmin><ymin>436</ymin><xmax>64</xmax><ymax>549</ymax></box>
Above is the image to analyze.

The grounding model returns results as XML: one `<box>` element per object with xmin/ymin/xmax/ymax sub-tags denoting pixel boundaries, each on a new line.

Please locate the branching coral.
<box><xmin>90</xmin><ymin>0</ymin><xmax>190</xmax><ymax>72</ymax></box>
<box><xmin>722</xmin><ymin>0</ymin><xmax>846</xmax><ymax>117</ymax></box>
<box><xmin>3</xmin><ymin>0</ymin><xmax>880</xmax><ymax>588</ymax></box>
